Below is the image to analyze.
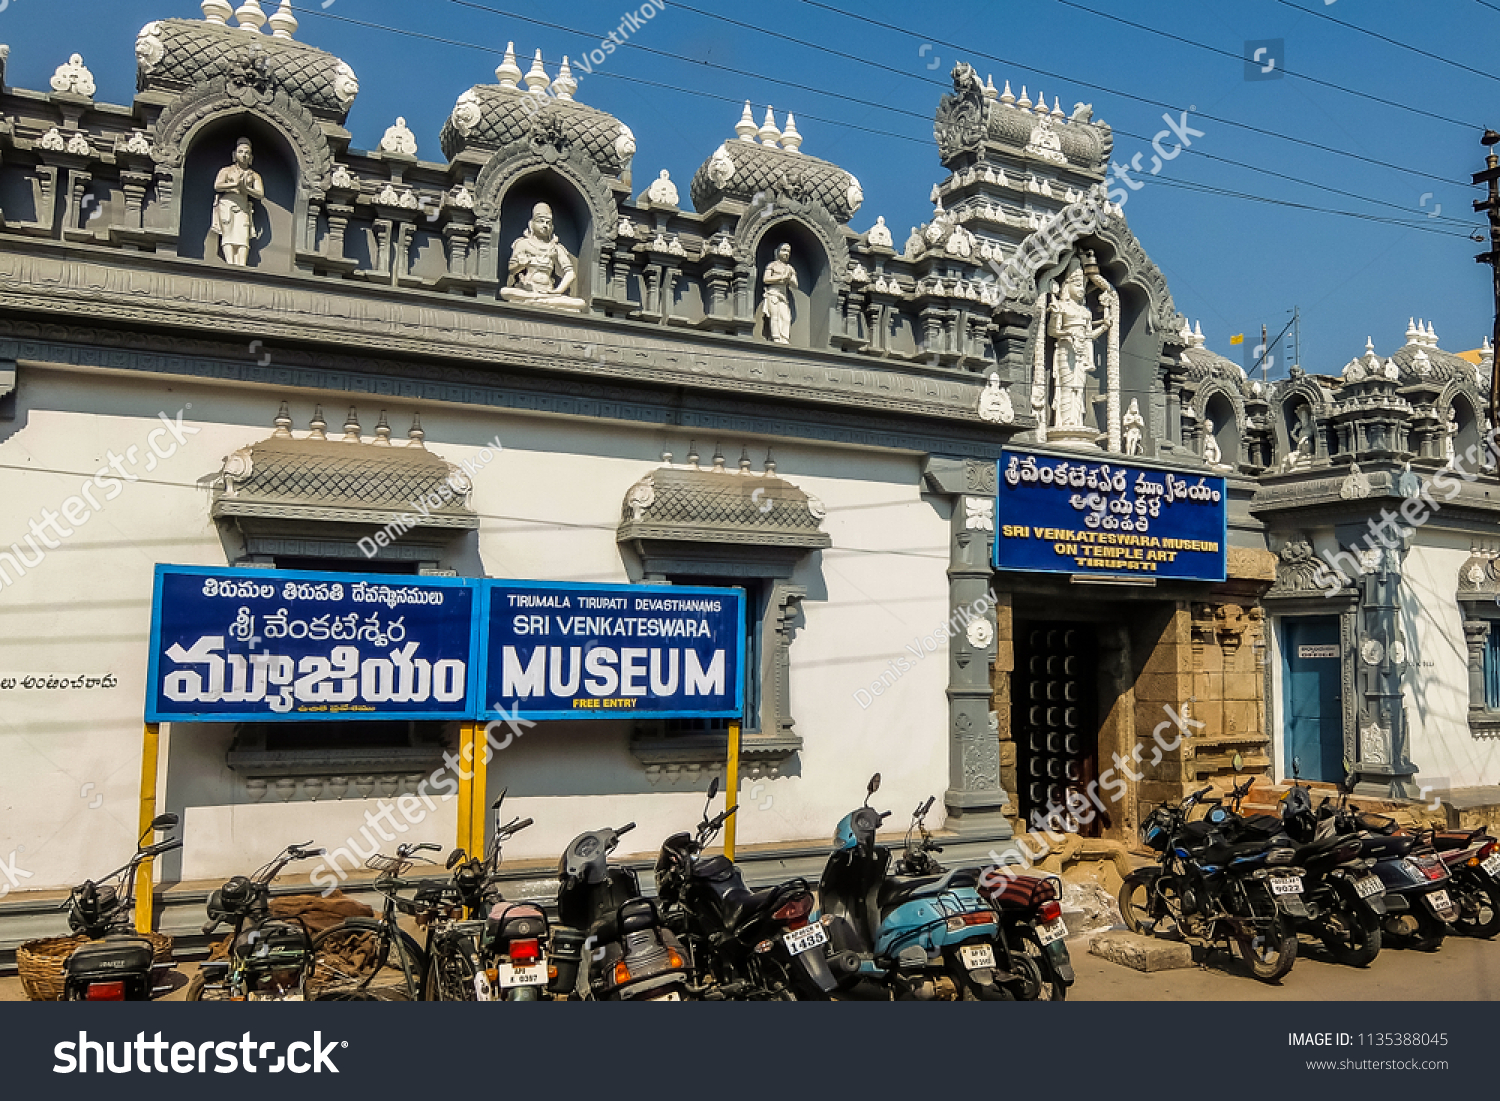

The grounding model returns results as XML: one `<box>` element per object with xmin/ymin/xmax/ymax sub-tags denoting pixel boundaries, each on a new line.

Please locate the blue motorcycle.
<box><xmin>816</xmin><ymin>774</ymin><xmax>1043</xmax><ymax>1000</ymax></box>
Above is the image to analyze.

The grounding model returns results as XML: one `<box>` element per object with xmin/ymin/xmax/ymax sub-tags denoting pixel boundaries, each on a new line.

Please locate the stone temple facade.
<box><xmin>0</xmin><ymin>3</ymin><xmax>1493</xmax><ymax>940</ymax></box>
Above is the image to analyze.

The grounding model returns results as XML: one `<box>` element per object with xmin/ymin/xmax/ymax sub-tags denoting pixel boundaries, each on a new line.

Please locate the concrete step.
<box><xmin>1089</xmin><ymin>930</ymin><xmax>1195</xmax><ymax>972</ymax></box>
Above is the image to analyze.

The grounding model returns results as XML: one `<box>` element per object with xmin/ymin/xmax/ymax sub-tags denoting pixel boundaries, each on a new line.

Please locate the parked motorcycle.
<box><xmin>655</xmin><ymin>777</ymin><xmax>838</xmax><ymax>1000</ymax></box>
<box><xmin>1316</xmin><ymin>788</ymin><xmax>1458</xmax><ymax>951</ymax></box>
<box><xmin>189</xmin><ymin>841</ymin><xmax>326</xmax><ymax>1001</ymax></box>
<box><xmin>1424</xmin><ymin>824</ymin><xmax>1500</xmax><ymax>938</ymax></box>
<box><xmin>1121</xmin><ymin>783</ymin><xmax>1305</xmax><ymax>982</ymax></box>
<box><xmin>430</xmin><ymin>793</ymin><xmax>547</xmax><ymax>1001</ymax></box>
<box><xmin>1277</xmin><ymin>770</ymin><xmax>1387</xmax><ymax>967</ymax></box>
<box><xmin>818</xmin><ymin>775</ymin><xmax>1039</xmax><ymax>1000</ymax></box>
<box><xmin>556</xmin><ymin>820</ymin><xmax>693</xmax><ymax>1000</ymax></box>
<box><xmin>61</xmin><ymin>813</ymin><xmax>182</xmax><ymax>1001</ymax></box>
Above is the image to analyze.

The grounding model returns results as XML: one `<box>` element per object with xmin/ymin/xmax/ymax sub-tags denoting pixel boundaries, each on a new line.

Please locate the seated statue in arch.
<box><xmin>502</xmin><ymin>202</ymin><xmax>586</xmax><ymax>312</ymax></box>
<box><xmin>212</xmin><ymin>137</ymin><xmax>265</xmax><ymax>267</ymax></box>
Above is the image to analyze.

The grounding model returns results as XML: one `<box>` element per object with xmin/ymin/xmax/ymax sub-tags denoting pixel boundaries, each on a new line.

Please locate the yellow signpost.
<box><xmin>135</xmin><ymin>722</ymin><xmax>160</xmax><ymax>933</ymax></box>
<box><xmin>724</xmin><ymin>720</ymin><xmax>741</xmax><ymax>861</ymax></box>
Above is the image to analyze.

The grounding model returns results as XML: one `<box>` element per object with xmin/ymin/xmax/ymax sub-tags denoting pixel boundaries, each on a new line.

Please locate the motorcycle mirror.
<box><xmin>151</xmin><ymin>813</ymin><xmax>179</xmax><ymax>831</ymax></box>
<box><xmin>446</xmin><ymin>848</ymin><xmax>466</xmax><ymax>869</ymax></box>
<box><xmin>1232</xmin><ymin>752</ymin><xmax>1243</xmax><ymax>772</ymax></box>
<box><xmin>707</xmin><ymin>775</ymin><xmax>720</xmax><ymax>802</ymax></box>
<box><xmin>492</xmin><ymin>787</ymin><xmax>507</xmax><ymax>811</ymax></box>
<box><xmin>1292</xmin><ymin>756</ymin><xmax>1301</xmax><ymax>780</ymax></box>
<box><xmin>864</xmin><ymin>773</ymin><xmax>881</xmax><ymax>806</ymax></box>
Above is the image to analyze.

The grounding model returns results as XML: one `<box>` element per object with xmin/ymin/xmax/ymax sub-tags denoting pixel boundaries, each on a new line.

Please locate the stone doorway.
<box><xmin>1012</xmin><ymin>622</ymin><xmax>1103</xmax><ymax>836</ymax></box>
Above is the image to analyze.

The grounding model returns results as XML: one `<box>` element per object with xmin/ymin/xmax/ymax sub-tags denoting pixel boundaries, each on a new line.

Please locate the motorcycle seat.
<box><xmin>65</xmin><ymin>935</ymin><xmax>155</xmax><ymax>976</ymax></box>
<box><xmin>721</xmin><ymin>885</ymin><xmax>781</xmax><ymax>929</ymax></box>
<box><xmin>878</xmin><ymin>867</ymin><xmax>979</xmax><ymax>910</ymax></box>
<box><xmin>1293</xmin><ymin>835</ymin><xmax>1358</xmax><ymax>873</ymax></box>
<box><xmin>1361</xmin><ymin>834</ymin><xmax>1415</xmax><ymax>860</ymax></box>
<box><xmin>1192</xmin><ymin>836</ymin><xmax>1279</xmax><ymax>869</ymax></box>
<box><xmin>1433</xmin><ymin>829</ymin><xmax>1490</xmax><ymax>851</ymax></box>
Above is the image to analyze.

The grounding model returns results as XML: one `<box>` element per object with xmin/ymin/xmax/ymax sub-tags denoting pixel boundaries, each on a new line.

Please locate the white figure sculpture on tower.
<box><xmin>1046</xmin><ymin>260</ymin><xmax>1108</xmax><ymax>429</ymax></box>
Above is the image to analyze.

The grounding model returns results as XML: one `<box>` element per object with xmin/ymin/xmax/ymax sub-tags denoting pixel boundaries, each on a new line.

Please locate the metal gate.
<box><xmin>1013</xmin><ymin>623</ymin><xmax>1100</xmax><ymax>835</ymax></box>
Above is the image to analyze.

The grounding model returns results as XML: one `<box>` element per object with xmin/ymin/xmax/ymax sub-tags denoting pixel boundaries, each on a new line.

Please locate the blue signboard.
<box><xmin>478</xmin><ymin>580</ymin><xmax>746</xmax><ymax>721</ymax></box>
<box><xmin>994</xmin><ymin>451</ymin><xmax>1227</xmax><ymax>582</ymax></box>
<box><xmin>146</xmin><ymin>566</ymin><xmax>480</xmax><ymax>722</ymax></box>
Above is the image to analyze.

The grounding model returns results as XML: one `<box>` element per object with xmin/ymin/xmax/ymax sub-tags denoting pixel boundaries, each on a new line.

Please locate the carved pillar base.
<box><xmin>1044</xmin><ymin>426</ymin><xmax>1101</xmax><ymax>450</ymax></box>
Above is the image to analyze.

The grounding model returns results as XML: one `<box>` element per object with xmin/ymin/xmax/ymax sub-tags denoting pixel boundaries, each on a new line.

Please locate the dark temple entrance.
<box><xmin>1013</xmin><ymin>622</ymin><xmax>1102</xmax><ymax>835</ymax></box>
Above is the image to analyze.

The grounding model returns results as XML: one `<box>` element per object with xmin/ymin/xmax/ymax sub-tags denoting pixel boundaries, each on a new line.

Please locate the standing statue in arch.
<box><xmin>757</xmin><ymin>243</ymin><xmax>799</xmax><ymax>344</ymax></box>
<box><xmin>1032</xmin><ymin>253</ymin><xmax>1120</xmax><ymax>449</ymax></box>
<box><xmin>212</xmin><ymin>137</ymin><xmax>265</xmax><ymax>267</ymax></box>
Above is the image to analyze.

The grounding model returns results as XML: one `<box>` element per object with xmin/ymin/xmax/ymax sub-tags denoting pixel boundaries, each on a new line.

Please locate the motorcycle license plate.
<box><xmin>1354</xmin><ymin>875</ymin><xmax>1383</xmax><ymax>899</ymax></box>
<box><xmin>646</xmin><ymin>991</ymin><xmax>682</xmax><ymax>1002</ymax></box>
<box><xmin>782</xmin><ymin>924</ymin><xmax>829</xmax><ymax>956</ymax></box>
<box><xmin>1427</xmin><ymin>890</ymin><xmax>1452</xmax><ymax>912</ymax></box>
<box><xmin>1270</xmin><ymin>876</ymin><xmax>1303</xmax><ymax>897</ymax></box>
<box><xmin>497</xmin><ymin>962</ymin><xmax>547</xmax><ymax>988</ymax></box>
<box><xmin>960</xmin><ymin>944</ymin><xmax>996</xmax><ymax>970</ymax></box>
<box><xmin>1035</xmin><ymin>918</ymin><xmax>1068</xmax><ymax>946</ymax></box>
<box><xmin>1483</xmin><ymin>853</ymin><xmax>1500</xmax><ymax>878</ymax></box>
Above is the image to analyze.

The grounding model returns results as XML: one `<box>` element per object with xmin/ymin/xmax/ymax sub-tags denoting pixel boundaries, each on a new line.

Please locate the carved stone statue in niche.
<box><xmin>1202</xmin><ymin>416</ymin><xmax>1223</xmax><ymax>466</ymax></box>
<box><xmin>757</xmin><ymin>243</ymin><xmax>798</xmax><ymax>344</ymax></box>
<box><xmin>1033</xmin><ymin>255</ymin><xmax>1117</xmax><ymax>447</ymax></box>
<box><xmin>212</xmin><ymin>137</ymin><xmax>265</xmax><ymax>267</ymax></box>
<box><xmin>501</xmin><ymin>202</ymin><xmax>585</xmax><ymax>312</ymax></box>
<box><xmin>1123</xmin><ymin>398</ymin><xmax>1144</xmax><ymax>456</ymax></box>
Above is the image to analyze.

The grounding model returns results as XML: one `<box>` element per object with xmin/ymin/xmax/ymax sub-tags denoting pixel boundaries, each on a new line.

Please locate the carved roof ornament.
<box><xmin>617</xmin><ymin>448</ymin><xmax>833</xmax><ymax>550</ymax></box>
<box><xmin>935</xmin><ymin>62</ymin><xmax>987</xmax><ymax>162</ymax></box>
<box><xmin>137</xmin><ymin>22</ymin><xmax>167</xmax><ymax>77</ymax></box>
<box><xmin>212</xmin><ymin>405</ymin><xmax>478</xmax><ymax>530</ymax></box>
<box><xmin>268</xmin><ymin>0</ymin><xmax>299</xmax><ymax>40</ymax></box>
<box><xmin>202</xmin><ymin>0</ymin><xmax>234</xmax><ymax>24</ymax></box>
<box><xmin>50</xmin><ymin>54</ymin><xmax>96</xmax><ymax>98</ymax></box>
<box><xmin>781</xmin><ymin>112</ymin><xmax>803</xmax><ymax>154</ymax></box>
<box><xmin>38</xmin><ymin>127</ymin><xmax>66</xmax><ymax>152</ymax></box>
<box><xmin>645</xmin><ymin>169</ymin><xmax>680</xmax><ymax>207</ymax></box>
<box><xmin>380</xmin><ymin>117</ymin><xmax>418</xmax><ymax>157</ymax></box>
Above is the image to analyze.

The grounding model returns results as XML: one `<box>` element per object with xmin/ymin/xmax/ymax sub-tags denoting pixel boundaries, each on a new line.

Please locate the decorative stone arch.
<box><xmin>151</xmin><ymin>76</ymin><xmax>334</xmax><ymax>258</ymax></box>
<box><xmin>734</xmin><ymin>203</ymin><xmax>847</xmax><ymax>349</ymax></box>
<box><xmin>1186</xmin><ymin>379</ymin><xmax>1246</xmax><ymax>467</ymax></box>
<box><xmin>1272</xmin><ymin>377</ymin><xmax>1334</xmax><ymax>467</ymax></box>
<box><xmin>1438</xmin><ymin>382</ymin><xmax>1485</xmax><ymax>465</ymax></box>
<box><xmin>1091</xmin><ymin>209</ymin><xmax>1184</xmax><ymax>337</ymax></box>
<box><xmin>473</xmin><ymin>141</ymin><xmax>617</xmax><ymax>303</ymax></box>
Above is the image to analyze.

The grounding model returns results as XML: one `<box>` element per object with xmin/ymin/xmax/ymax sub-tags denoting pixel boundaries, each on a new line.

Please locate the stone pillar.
<box><xmin>1465</xmin><ymin>621</ymin><xmax>1490</xmax><ymax>710</ymax></box>
<box><xmin>923</xmin><ymin>457</ymin><xmax>1013</xmax><ymax>841</ymax></box>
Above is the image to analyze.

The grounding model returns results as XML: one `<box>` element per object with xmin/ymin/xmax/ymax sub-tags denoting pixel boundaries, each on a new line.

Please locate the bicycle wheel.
<box><xmin>424</xmin><ymin>938</ymin><xmax>478</xmax><ymax>1002</ymax></box>
<box><xmin>310</xmin><ymin>919</ymin><xmax>427</xmax><ymax>1002</ymax></box>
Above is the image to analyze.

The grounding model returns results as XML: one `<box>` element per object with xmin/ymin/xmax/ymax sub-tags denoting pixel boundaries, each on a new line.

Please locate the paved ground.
<box><xmin>5</xmin><ymin>931</ymin><xmax>1497</xmax><ymax>1001</ymax></box>
<box><xmin>1071</xmin><ymin>929</ymin><xmax>1500</xmax><ymax>1000</ymax></box>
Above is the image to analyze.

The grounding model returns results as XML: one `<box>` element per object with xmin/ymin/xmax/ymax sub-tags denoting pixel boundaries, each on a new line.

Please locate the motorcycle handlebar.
<box><xmin>201</xmin><ymin>918</ymin><xmax>221</xmax><ymax>935</ymax></box>
<box><xmin>147</xmin><ymin>839</ymin><xmax>184</xmax><ymax>857</ymax></box>
<box><xmin>616</xmin><ymin>822</ymin><xmax>636</xmax><ymax>838</ymax></box>
<box><xmin>511</xmin><ymin>818</ymin><xmax>535</xmax><ymax>833</ymax></box>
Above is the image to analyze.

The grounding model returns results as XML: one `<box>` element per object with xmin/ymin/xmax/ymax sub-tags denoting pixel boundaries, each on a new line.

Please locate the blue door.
<box><xmin>1282</xmin><ymin>617</ymin><xmax>1344</xmax><ymax>783</ymax></box>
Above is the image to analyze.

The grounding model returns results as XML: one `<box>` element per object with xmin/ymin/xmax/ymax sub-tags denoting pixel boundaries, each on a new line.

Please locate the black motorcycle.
<box><xmin>1423</xmin><ymin>823</ymin><xmax>1500</xmax><ymax>939</ymax></box>
<box><xmin>190</xmin><ymin>841</ymin><xmax>327</xmax><ymax>1001</ymax></box>
<box><xmin>61</xmin><ymin>813</ymin><xmax>182</xmax><ymax>1001</ymax></box>
<box><xmin>1277</xmin><ymin>774</ymin><xmax>1386</xmax><ymax>966</ymax></box>
<box><xmin>555</xmin><ymin>821</ymin><xmax>693</xmax><ymax>1000</ymax></box>
<box><xmin>1121</xmin><ymin>783</ymin><xmax>1305</xmax><ymax>982</ymax></box>
<box><xmin>655</xmin><ymin>777</ymin><xmax>838</xmax><ymax>1001</ymax></box>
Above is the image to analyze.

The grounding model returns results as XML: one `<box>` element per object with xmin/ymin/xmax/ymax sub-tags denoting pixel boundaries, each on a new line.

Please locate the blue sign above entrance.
<box><xmin>994</xmin><ymin>451</ymin><xmax>1228</xmax><ymax>583</ymax></box>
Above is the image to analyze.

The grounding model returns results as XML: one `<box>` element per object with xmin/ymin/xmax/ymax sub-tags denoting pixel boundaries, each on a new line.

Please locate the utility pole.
<box><xmin>1473</xmin><ymin>130</ymin><xmax>1500</xmax><ymax>424</ymax></box>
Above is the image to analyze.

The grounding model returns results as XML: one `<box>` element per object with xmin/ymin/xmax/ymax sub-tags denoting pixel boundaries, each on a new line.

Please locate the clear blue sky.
<box><xmin>6</xmin><ymin>0</ymin><xmax>1495</xmax><ymax>375</ymax></box>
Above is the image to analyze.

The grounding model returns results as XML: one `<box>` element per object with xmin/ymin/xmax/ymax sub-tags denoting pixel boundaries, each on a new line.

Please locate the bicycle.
<box><xmin>306</xmin><ymin>841</ymin><xmax>444</xmax><ymax>1001</ymax></box>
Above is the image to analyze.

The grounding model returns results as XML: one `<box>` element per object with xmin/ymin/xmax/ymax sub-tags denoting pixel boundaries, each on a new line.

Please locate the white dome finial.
<box><xmin>759</xmin><ymin>106</ymin><xmax>781</xmax><ymax>147</ymax></box>
<box><xmin>525</xmin><ymin>49</ymin><xmax>551</xmax><ymax>96</ymax></box>
<box><xmin>201</xmin><ymin>0</ymin><xmax>233</xmax><ymax>24</ymax></box>
<box><xmin>553</xmin><ymin>56</ymin><xmax>577</xmax><ymax>101</ymax></box>
<box><xmin>736</xmin><ymin>101</ymin><xmax>757</xmax><ymax>142</ymax></box>
<box><xmin>233</xmin><ymin>0</ymin><xmax>266</xmax><ymax>33</ymax></box>
<box><xmin>496</xmin><ymin>43</ymin><xmax>522</xmax><ymax>89</ymax></box>
<box><xmin>781</xmin><ymin>112</ymin><xmax>802</xmax><ymax>153</ymax></box>
<box><xmin>268</xmin><ymin>0</ymin><xmax>298</xmax><ymax>39</ymax></box>
<box><xmin>999</xmin><ymin>80</ymin><xmax>1015</xmax><ymax>105</ymax></box>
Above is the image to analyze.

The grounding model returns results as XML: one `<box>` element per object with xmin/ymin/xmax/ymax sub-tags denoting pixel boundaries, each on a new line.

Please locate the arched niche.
<box><xmin>178</xmin><ymin>115</ymin><xmax>298</xmax><ymax>271</ymax></box>
<box><xmin>1447</xmin><ymin>389</ymin><xmax>1483</xmax><ymax>465</ymax></box>
<box><xmin>1204</xmin><ymin>388</ymin><xmax>1239</xmax><ymax>466</ymax></box>
<box><xmin>750</xmin><ymin>217</ymin><xmax>832</xmax><ymax>349</ymax></box>
<box><xmin>495</xmin><ymin>170</ymin><xmax>594</xmax><ymax>304</ymax></box>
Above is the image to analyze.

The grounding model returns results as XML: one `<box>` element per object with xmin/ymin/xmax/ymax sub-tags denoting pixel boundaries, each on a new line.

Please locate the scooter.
<box><xmin>818</xmin><ymin>774</ymin><xmax>1038</xmax><ymax>1000</ymax></box>
<box><xmin>555</xmin><ymin>821</ymin><xmax>693</xmax><ymax>1000</ymax></box>
<box><xmin>61</xmin><ymin>813</ymin><xmax>182</xmax><ymax>1001</ymax></box>
<box><xmin>655</xmin><ymin>777</ymin><xmax>838</xmax><ymax>1000</ymax></box>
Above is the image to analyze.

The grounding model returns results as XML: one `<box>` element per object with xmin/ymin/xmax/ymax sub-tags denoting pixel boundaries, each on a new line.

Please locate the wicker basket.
<box><xmin>17</xmin><ymin>931</ymin><xmax>174</xmax><ymax>1001</ymax></box>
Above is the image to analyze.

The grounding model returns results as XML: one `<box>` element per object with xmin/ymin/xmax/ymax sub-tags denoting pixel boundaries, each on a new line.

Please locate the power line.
<box><xmin>1148</xmin><ymin>176</ymin><xmax>1476</xmax><ymax>238</ymax></box>
<box><xmin>1273</xmin><ymin>0</ymin><xmax>1500</xmax><ymax>85</ymax></box>
<box><xmin>1049</xmin><ymin>0</ymin><xmax>1480</xmax><ymax>130</ymax></box>
<box><xmin>796</xmin><ymin>0</ymin><xmax>1472</xmax><ymax>188</ymax></box>
<box><xmin>438</xmin><ymin>1</ymin><xmax>1474</xmax><ymax>228</ymax></box>
<box><xmin>288</xmin><ymin>5</ymin><xmax>1474</xmax><ymax>239</ymax></box>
